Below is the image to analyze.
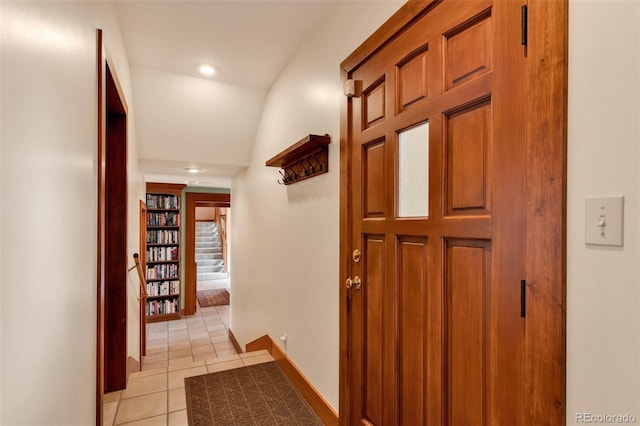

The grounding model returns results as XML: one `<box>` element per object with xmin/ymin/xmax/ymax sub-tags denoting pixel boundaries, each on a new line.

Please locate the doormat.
<box><xmin>196</xmin><ymin>289</ymin><xmax>230</xmax><ymax>307</ymax></box>
<box><xmin>185</xmin><ymin>361</ymin><xmax>322</xmax><ymax>426</ymax></box>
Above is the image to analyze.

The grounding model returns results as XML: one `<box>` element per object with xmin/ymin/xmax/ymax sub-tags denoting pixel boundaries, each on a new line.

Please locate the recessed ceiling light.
<box><xmin>184</xmin><ymin>167</ymin><xmax>202</xmax><ymax>173</ymax></box>
<box><xmin>197</xmin><ymin>64</ymin><xmax>216</xmax><ymax>76</ymax></box>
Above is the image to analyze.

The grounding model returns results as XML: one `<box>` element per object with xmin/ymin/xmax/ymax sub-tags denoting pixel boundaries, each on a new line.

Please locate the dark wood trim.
<box><xmin>340</xmin><ymin>0</ymin><xmax>438</xmax><ymax>72</ymax></box>
<box><xmin>245</xmin><ymin>335</ymin><xmax>339</xmax><ymax>426</ymax></box>
<box><xmin>96</xmin><ymin>28</ymin><xmax>105</xmax><ymax>426</ymax></box>
<box><xmin>147</xmin><ymin>313</ymin><xmax>181</xmax><ymax>323</ymax></box>
<box><xmin>104</xmin><ymin>62</ymin><xmax>128</xmax><ymax>393</ymax></box>
<box><xmin>146</xmin><ymin>182</ymin><xmax>186</xmax><ymax>195</ymax></box>
<box><xmin>525</xmin><ymin>1</ymin><xmax>568</xmax><ymax>424</ymax></box>
<box><xmin>245</xmin><ymin>335</ymin><xmax>272</xmax><ymax>353</ymax></box>
<box><xmin>338</xmin><ymin>65</ymin><xmax>352</xmax><ymax>425</ymax></box>
<box><xmin>228</xmin><ymin>329</ymin><xmax>243</xmax><ymax>354</ymax></box>
<box><xmin>184</xmin><ymin>192</ymin><xmax>230</xmax><ymax>315</ymax></box>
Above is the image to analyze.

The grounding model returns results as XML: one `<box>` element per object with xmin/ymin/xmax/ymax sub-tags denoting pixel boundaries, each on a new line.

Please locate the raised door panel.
<box><xmin>445</xmin><ymin>11</ymin><xmax>493</xmax><ymax>90</ymax></box>
<box><xmin>446</xmin><ymin>100</ymin><xmax>491</xmax><ymax>215</ymax></box>
<box><xmin>363</xmin><ymin>141</ymin><xmax>386</xmax><ymax>219</ymax></box>
<box><xmin>396</xmin><ymin>45</ymin><xmax>429</xmax><ymax>113</ymax></box>
<box><xmin>361</xmin><ymin>235</ymin><xmax>385</xmax><ymax>425</ymax></box>
<box><xmin>446</xmin><ymin>240</ymin><xmax>491</xmax><ymax>426</ymax></box>
<box><xmin>398</xmin><ymin>237</ymin><xmax>429</xmax><ymax>426</ymax></box>
<box><xmin>362</xmin><ymin>78</ymin><xmax>386</xmax><ymax>130</ymax></box>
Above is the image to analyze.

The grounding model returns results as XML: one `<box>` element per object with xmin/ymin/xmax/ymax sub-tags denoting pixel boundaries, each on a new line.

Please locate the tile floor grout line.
<box><xmin>109</xmin><ymin>297</ymin><xmax>239</xmax><ymax>425</ymax></box>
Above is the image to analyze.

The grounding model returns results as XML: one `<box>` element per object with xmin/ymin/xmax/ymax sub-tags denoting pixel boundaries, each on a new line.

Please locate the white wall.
<box><xmin>567</xmin><ymin>0</ymin><xmax>640</xmax><ymax>423</ymax></box>
<box><xmin>0</xmin><ymin>2</ymin><xmax>142</xmax><ymax>424</ymax></box>
<box><xmin>230</xmin><ymin>1</ymin><xmax>402</xmax><ymax>410</ymax></box>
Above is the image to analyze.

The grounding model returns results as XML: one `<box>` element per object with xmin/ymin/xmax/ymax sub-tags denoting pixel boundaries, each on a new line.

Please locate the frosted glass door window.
<box><xmin>398</xmin><ymin>122</ymin><xmax>429</xmax><ymax>217</ymax></box>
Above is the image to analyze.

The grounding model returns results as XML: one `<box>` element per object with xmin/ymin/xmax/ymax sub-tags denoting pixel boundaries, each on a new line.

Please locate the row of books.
<box><xmin>146</xmin><ymin>194</ymin><xmax>179</xmax><ymax>210</ymax></box>
<box><xmin>147</xmin><ymin>230</ymin><xmax>179</xmax><ymax>244</ymax></box>
<box><xmin>146</xmin><ymin>280</ymin><xmax>179</xmax><ymax>297</ymax></box>
<box><xmin>146</xmin><ymin>298</ymin><xmax>179</xmax><ymax>316</ymax></box>
<box><xmin>146</xmin><ymin>264</ymin><xmax>179</xmax><ymax>280</ymax></box>
<box><xmin>147</xmin><ymin>246</ymin><xmax>179</xmax><ymax>262</ymax></box>
<box><xmin>147</xmin><ymin>212</ymin><xmax>180</xmax><ymax>227</ymax></box>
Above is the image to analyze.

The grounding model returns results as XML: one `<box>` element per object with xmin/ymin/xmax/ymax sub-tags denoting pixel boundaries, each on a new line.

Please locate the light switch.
<box><xmin>585</xmin><ymin>196</ymin><xmax>624</xmax><ymax>246</ymax></box>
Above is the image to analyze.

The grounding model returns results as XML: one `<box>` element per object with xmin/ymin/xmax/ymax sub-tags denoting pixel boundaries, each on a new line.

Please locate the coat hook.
<box><xmin>298</xmin><ymin>159</ymin><xmax>310</xmax><ymax>176</ymax></box>
<box><xmin>303</xmin><ymin>157</ymin><xmax>315</xmax><ymax>173</ymax></box>
<box><xmin>312</xmin><ymin>153</ymin><xmax>323</xmax><ymax>171</ymax></box>
<box><xmin>278</xmin><ymin>170</ymin><xmax>288</xmax><ymax>183</ymax></box>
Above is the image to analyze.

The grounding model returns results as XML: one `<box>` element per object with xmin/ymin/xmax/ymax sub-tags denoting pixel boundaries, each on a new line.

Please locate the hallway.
<box><xmin>103</xmin><ymin>305</ymin><xmax>273</xmax><ymax>425</ymax></box>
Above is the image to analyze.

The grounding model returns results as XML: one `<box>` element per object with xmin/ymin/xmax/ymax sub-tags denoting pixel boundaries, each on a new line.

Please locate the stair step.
<box><xmin>197</xmin><ymin>260</ymin><xmax>224</xmax><ymax>267</ymax></box>
<box><xmin>196</xmin><ymin>248</ymin><xmax>222</xmax><ymax>254</ymax></box>
<box><xmin>198</xmin><ymin>272</ymin><xmax>228</xmax><ymax>280</ymax></box>
<box><xmin>197</xmin><ymin>241</ymin><xmax>221</xmax><ymax>247</ymax></box>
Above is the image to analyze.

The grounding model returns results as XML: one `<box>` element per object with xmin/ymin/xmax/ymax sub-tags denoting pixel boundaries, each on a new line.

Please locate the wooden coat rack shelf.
<box><xmin>266</xmin><ymin>134</ymin><xmax>331</xmax><ymax>185</ymax></box>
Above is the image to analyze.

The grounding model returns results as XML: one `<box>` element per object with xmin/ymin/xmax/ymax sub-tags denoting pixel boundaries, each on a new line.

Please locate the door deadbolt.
<box><xmin>352</xmin><ymin>249</ymin><xmax>361</xmax><ymax>263</ymax></box>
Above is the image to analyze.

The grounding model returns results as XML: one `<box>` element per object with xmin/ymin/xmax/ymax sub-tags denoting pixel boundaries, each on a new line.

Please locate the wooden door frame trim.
<box><xmin>184</xmin><ymin>192</ymin><xmax>231</xmax><ymax>316</ymax></box>
<box><xmin>524</xmin><ymin>1</ymin><xmax>568</xmax><ymax>423</ymax></box>
<box><xmin>97</xmin><ymin>27</ymin><xmax>131</xmax><ymax>424</ymax></box>
<box><xmin>96</xmin><ymin>28</ymin><xmax>105</xmax><ymax>426</ymax></box>
<box><xmin>338</xmin><ymin>1</ymin><xmax>568</xmax><ymax>424</ymax></box>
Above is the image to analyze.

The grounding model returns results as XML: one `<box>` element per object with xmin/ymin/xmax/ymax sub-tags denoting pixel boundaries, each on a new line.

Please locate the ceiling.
<box><xmin>114</xmin><ymin>1</ymin><xmax>335</xmax><ymax>187</ymax></box>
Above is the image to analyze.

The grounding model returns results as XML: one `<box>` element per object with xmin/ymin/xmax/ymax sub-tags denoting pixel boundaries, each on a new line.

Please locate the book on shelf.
<box><xmin>146</xmin><ymin>297</ymin><xmax>179</xmax><ymax>316</ymax></box>
<box><xmin>146</xmin><ymin>229</ymin><xmax>179</xmax><ymax>244</ymax></box>
<box><xmin>146</xmin><ymin>194</ymin><xmax>179</xmax><ymax>210</ymax></box>
<box><xmin>147</xmin><ymin>246</ymin><xmax>179</xmax><ymax>262</ymax></box>
<box><xmin>146</xmin><ymin>263</ymin><xmax>179</xmax><ymax>280</ymax></box>
<box><xmin>147</xmin><ymin>212</ymin><xmax>180</xmax><ymax>227</ymax></box>
<box><xmin>146</xmin><ymin>280</ymin><xmax>180</xmax><ymax>297</ymax></box>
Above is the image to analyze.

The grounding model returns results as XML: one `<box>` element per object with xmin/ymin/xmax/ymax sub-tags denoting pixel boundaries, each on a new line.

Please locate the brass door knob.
<box><xmin>346</xmin><ymin>278</ymin><xmax>353</xmax><ymax>289</ymax></box>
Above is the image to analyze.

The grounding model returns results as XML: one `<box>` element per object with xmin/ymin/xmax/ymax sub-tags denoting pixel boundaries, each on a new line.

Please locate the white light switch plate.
<box><xmin>585</xmin><ymin>196</ymin><xmax>624</xmax><ymax>246</ymax></box>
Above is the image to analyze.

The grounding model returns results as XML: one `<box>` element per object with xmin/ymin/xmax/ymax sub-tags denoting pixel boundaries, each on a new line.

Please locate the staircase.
<box><xmin>196</xmin><ymin>221</ymin><xmax>227</xmax><ymax>282</ymax></box>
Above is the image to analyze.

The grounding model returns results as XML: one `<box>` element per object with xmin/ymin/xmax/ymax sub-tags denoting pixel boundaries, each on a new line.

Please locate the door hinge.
<box><xmin>521</xmin><ymin>5</ymin><xmax>528</xmax><ymax>46</ymax></box>
<box><xmin>520</xmin><ymin>279</ymin><xmax>527</xmax><ymax>318</ymax></box>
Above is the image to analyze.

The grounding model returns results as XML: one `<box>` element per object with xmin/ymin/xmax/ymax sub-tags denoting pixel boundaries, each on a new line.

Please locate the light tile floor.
<box><xmin>103</xmin><ymin>304</ymin><xmax>274</xmax><ymax>426</ymax></box>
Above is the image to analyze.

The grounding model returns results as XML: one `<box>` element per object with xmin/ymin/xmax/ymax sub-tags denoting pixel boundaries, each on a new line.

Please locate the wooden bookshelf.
<box><xmin>145</xmin><ymin>183</ymin><xmax>185</xmax><ymax>322</ymax></box>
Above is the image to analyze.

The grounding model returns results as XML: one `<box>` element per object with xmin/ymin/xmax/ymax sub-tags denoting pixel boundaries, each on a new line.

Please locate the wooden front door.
<box><xmin>340</xmin><ymin>1</ymin><xmax>566</xmax><ymax>425</ymax></box>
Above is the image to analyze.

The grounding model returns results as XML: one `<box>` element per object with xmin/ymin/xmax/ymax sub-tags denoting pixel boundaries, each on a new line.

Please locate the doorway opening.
<box><xmin>184</xmin><ymin>192</ymin><xmax>231</xmax><ymax>315</ymax></box>
<box><xmin>195</xmin><ymin>205</ymin><xmax>231</xmax><ymax>296</ymax></box>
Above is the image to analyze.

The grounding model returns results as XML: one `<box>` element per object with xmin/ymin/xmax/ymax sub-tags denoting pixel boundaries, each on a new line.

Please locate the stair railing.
<box><xmin>216</xmin><ymin>208</ymin><xmax>229</xmax><ymax>274</ymax></box>
<box><xmin>129</xmin><ymin>253</ymin><xmax>148</xmax><ymax>300</ymax></box>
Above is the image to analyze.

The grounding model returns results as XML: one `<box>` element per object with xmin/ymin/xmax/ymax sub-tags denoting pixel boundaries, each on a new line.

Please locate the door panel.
<box><xmin>446</xmin><ymin>100</ymin><xmax>491</xmax><ymax>215</ymax></box>
<box><xmin>398</xmin><ymin>237</ymin><xmax>428</xmax><ymax>426</ymax></box>
<box><xmin>396</xmin><ymin>45</ymin><xmax>429</xmax><ymax>113</ymax></box>
<box><xmin>363</xmin><ymin>141</ymin><xmax>386</xmax><ymax>218</ymax></box>
<box><xmin>362</xmin><ymin>235</ymin><xmax>384</xmax><ymax>426</ymax></box>
<box><xmin>446</xmin><ymin>240</ymin><xmax>490</xmax><ymax>426</ymax></box>
<box><xmin>444</xmin><ymin>11</ymin><xmax>493</xmax><ymax>90</ymax></box>
<box><xmin>344</xmin><ymin>1</ymin><xmax>528</xmax><ymax>425</ymax></box>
